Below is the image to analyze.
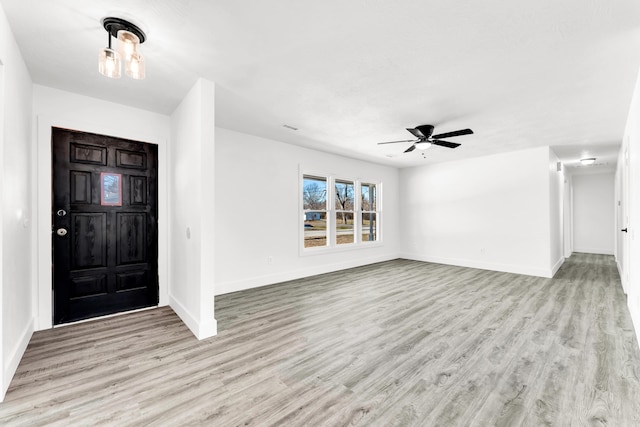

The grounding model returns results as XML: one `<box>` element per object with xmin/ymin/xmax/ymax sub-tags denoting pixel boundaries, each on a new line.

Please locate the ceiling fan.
<box><xmin>377</xmin><ymin>124</ymin><xmax>473</xmax><ymax>153</ymax></box>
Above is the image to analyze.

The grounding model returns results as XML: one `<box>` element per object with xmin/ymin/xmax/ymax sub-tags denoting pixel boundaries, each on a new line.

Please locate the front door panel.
<box><xmin>52</xmin><ymin>127</ymin><xmax>158</xmax><ymax>324</ymax></box>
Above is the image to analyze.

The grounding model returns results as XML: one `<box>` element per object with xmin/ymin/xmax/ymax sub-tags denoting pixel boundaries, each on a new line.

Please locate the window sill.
<box><xmin>299</xmin><ymin>240</ymin><xmax>384</xmax><ymax>257</ymax></box>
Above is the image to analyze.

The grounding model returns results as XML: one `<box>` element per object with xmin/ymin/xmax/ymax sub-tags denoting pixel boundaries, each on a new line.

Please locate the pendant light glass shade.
<box><xmin>117</xmin><ymin>30</ymin><xmax>139</xmax><ymax>61</ymax></box>
<box><xmin>126</xmin><ymin>52</ymin><xmax>146</xmax><ymax>80</ymax></box>
<box><xmin>99</xmin><ymin>17</ymin><xmax>146</xmax><ymax>80</ymax></box>
<box><xmin>98</xmin><ymin>47</ymin><xmax>122</xmax><ymax>78</ymax></box>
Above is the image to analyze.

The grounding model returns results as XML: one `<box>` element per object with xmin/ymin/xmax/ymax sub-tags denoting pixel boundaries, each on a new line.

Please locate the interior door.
<box><xmin>52</xmin><ymin>127</ymin><xmax>158</xmax><ymax>324</ymax></box>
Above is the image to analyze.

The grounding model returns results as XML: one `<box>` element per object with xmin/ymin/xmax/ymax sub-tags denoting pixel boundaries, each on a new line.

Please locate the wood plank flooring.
<box><xmin>2</xmin><ymin>253</ymin><xmax>640</xmax><ymax>426</ymax></box>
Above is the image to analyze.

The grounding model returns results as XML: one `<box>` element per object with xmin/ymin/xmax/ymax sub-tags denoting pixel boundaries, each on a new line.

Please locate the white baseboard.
<box><xmin>550</xmin><ymin>256</ymin><xmax>565</xmax><ymax>277</ymax></box>
<box><xmin>197</xmin><ymin>318</ymin><xmax>218</xmax><ymax>340</ymax></box>
<box><xmin>616</xmin><ymin>260</ymin><xmax>628</xmax><ymax>294</ymax></box>
<box><xmin>215</xmin><ymin>254</ymin><xmax>400</xmax><ymax>295</ymax></box>
<box><xmin>573</xmin><ymin>248</ymin><xmax>615</xmax><ymax>255</ymax></box>
<box><xmin>1</xmin><ymin>318</ymin><xmax>34</xmax><ymax>402</ymax></box>
<box><xmin>616</xmin><ymin>260</ymin><xmax>623</xmax><ymax>278</ymax></box>
<box><xmin>628</xmin><ymin>301</ymin><xmax>640</xmax><ymax>354</ymax></box>
<box><xmin>169</xmin><ymin>295</ymin><xmax>217</xmax><ymax>340</ymax></box>
<box><xmin>399</xmin><ymin>253</ymin><xmax>555</xmax><ymax>278</ymax></box>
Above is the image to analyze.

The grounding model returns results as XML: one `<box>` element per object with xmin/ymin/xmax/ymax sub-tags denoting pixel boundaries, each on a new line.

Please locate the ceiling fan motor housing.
<box><xmin>415</xmin><ymin>124</ymin><xmax>434</xmax><ymax>139</ymax></box>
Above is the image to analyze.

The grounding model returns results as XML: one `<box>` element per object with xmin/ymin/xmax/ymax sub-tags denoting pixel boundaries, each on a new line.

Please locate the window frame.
<box><xmin>334</xmin><ymin>178</ymin><xmax>356</xmax><ymax>247</ymax></box>
<box><xmin>359</xmin><ymin>181</ymin><xmax>380</xmax><ymax>244</ymax></box>
<box><xmin>302</xmin><ymin>174</ymin><xmax>329</xmax><ymax>249</ymax></box>
<box><xmin>300</xmin><ymin>170</ymin><xmax>382</xmax><ymax>254</ymax></box>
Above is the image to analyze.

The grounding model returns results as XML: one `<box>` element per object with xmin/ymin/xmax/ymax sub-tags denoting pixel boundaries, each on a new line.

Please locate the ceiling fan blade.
<box><xmin>431</xmin><ymin>128</ymin><xmax>473</xmax><ymax>139</ymax></box>
<box><xmin>404</xmin><ymin>145</ymin><xmax>417</xmax><ymax>153</ymax></box>
<box><xmin>406</xmin><ymin>128</ymin><xmax>425</xmax><ymax>139</ymax></box>
<box><xmin>432</xmin><ymin>139</ymin><xmax>461</xmax><ymax>149</ymax></box>
<box><xmin>377</xmin><ymin>139</ymin><xmax>419</xmax><ymax>145</ymax></box>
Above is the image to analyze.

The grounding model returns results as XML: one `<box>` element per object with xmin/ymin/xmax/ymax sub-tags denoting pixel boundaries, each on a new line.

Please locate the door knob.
<box><xmin>56</xmin><ymin>228</ymin><xmax>68</xmax><ymax>236</ymax></box>
<box><xmin>56</xmin><ymin>209</ymin><xmax>67</xmax><ymax>217</ymax></box>
<box><xmin>621</xmin><ymin>228</ymin><xmax>628</xmax><ymax>233</ymax></box>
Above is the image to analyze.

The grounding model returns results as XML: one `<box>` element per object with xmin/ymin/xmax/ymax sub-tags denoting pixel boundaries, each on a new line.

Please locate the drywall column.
<box><xmin>548</xmin><ymin>149</ymin><xmax>565</xmax><ymax>275</ymax></box>
<box><xmin>169</xmin><ymin>78</ymin><xmax>217</xmax><ymax>339</ymax></box>
<box><xmin>0</xmin><ymin>3</ymin><xmax>34</xmax><ymax>401</ymax></box>
<box><xmin>563</xmin><ymin>174</ymin><xmax>573</xmax><ymax>258</ymax></box>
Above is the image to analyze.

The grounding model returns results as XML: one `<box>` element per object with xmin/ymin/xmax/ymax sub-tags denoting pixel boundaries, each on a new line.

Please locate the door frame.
<box><xmin>36</xmin><ymin>116</ymin><xmax>169</xmax><ymax>330</ymax></box>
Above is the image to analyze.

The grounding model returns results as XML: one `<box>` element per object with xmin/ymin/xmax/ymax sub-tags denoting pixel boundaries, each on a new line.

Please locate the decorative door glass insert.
<box><xmin>101</xmin><ymin>172</ymin><xmax>122</xmax><ymax>206</ymax></box>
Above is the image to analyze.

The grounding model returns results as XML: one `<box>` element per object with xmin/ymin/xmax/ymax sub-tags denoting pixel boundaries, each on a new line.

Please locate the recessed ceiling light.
<box><xmin>283</xmin><ymin>124</ymin><xmax>298</xmax><ymax>131</ymax></box>
<box><xmin>580</xmin><ymin>157</ymin><xmax>596</xmax><ymax>165</ymax></box>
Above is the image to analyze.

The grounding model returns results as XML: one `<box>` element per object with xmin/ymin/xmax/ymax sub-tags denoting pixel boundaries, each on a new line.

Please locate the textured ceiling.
<box><xmin>2</xmin><ymin>0</ymin><xmax>639</xmax><ymax>169</ymax></box>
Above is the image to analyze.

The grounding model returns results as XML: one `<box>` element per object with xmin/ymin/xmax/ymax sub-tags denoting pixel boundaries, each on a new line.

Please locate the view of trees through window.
<box><xmin>303</xmin><ymin>176</ymin><xmax>327</xmax><ymax>248</ymax></box>
<box><xmin>361</xmin><ymin>183</ymin><xmax>377</xmax><ymax>242</ymax></box>
<box><xmin>335</xmin><ymin>180</ymin><xmax>354</xmax><ymax>244</ymax></box>
<box><xmin>303</xmin><ymin>174</ymin><xmax>379</xmax><ymax>249</ymax></box>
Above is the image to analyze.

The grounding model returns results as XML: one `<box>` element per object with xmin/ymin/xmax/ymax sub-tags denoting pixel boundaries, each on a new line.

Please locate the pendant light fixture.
<box><xmin>98</xmin><ymin>17</ymin><xmax>146</xmax><ymax>80</ymax></box>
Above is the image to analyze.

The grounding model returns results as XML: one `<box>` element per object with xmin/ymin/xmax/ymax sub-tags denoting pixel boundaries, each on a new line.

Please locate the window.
<box><xmin>361</xmin><ymin>183</ymin><xmax>378</xmax><ymax>242</ymax></box>
<box><xmin>302</xmin><ymin>173</ymin><xmax>381</xmax><ymax>251</ymax></box>
<box><xmin>303</xmin><ymin>175</ymin><xmax>327</xmax><ymax>248</ymax></box>
<box><xmin>335</xmin><ymin>180</ymin><xmax>355</xmax><ymax>245</ymax></box>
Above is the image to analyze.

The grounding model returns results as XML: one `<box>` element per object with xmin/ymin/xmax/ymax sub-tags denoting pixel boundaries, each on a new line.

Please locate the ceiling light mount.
<box><xmin>102</xmin><ymin>17</ymin><xmax>146</xmax><ymax>44</ymax></box>
<box><xmin>98</xmin><ymin>17</ymin><xmax>146</xmax><ymax>80</ymax></box>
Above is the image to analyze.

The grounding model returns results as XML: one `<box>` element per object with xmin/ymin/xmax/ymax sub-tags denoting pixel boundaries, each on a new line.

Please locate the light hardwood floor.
<box><xmin>1</xmin><ymin>254</ymin><xmax>640</xmax><ymax>426</ymax></box>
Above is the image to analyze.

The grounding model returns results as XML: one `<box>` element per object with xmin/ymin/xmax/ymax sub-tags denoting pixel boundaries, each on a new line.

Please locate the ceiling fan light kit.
<box><xmin>377</xmin><ymin>124</ymin><xmax>473</xmax><ymax>154</ymax></box>
<box><xmin>98</xmin><ymin>17</ymin><xmax>146</xmax><ymax>80</ymax></box>
<box><xmin>580</xmin><ymin>157</ymin><xmax>596</xmax><ymax>165</ymax></box>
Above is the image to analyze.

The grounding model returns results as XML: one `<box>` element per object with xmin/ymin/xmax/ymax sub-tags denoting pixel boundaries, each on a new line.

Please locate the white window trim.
<box><xmin>333</xmin><ymin>176</ymin><xmax>356</xmax><ymax>248</ymax></box>
<box><xmin>359</xmin><ymin>181</ymin><xmax>382</xmax><ymax>245</ymax></box>
<box><xmin>300</xmin><ymin>169</ymin><xmax>382</xmax><ymax>255</ymax></box>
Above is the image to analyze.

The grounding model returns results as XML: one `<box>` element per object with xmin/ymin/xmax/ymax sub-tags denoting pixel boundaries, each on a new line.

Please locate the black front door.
<box><xmin>52</xmin><ymin>127</ymin><xmax>159</xmax><ymax>324</ymax></box>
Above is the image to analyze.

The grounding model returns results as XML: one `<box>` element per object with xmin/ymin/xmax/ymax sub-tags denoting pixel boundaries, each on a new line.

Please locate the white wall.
<box><xmin>621</xmin><ymin>67</ymin><xmax>640</xmax><ymax>343</ymax></box>
<box><xmin>32</xmin><ymin>85</ymin><xmax>171</xmax><ymax>331</ymax></box>
<box><xmin>0</xmin><ymin>4</ymin><xmax>34</xmax><ymax>401</ymax></box>
<box><xmin>214</xmin><ymin>127</ymin><xmax>401</xmax><ymax>294</ymax></box>
<box><xmin>563</xmin><ymin>174</ymin><xmax>573</xmax><ymax>258</ymax></box>
<box><xmin>169</xmin><ymin>79</ymin><xmax>217</xmax><ymax>339</ymax></box>
<box><xmin>549</xmin><ymin>149</ymin><xmax>565</xmax><ymax>270</ymax></box>
<box><xmin>572</xmin><ymin>173</ymin><xmax>615</xmax><ymax>255</ymax></box>
<box><xmin>399</xmin><ymin>146</ymin><xmax>561</xmax><ymax>277</ymax></box>
<box><xmin>615</xmin><ymin>142</ymin><xmax>630</xmax><ymax>292</ymax></box>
